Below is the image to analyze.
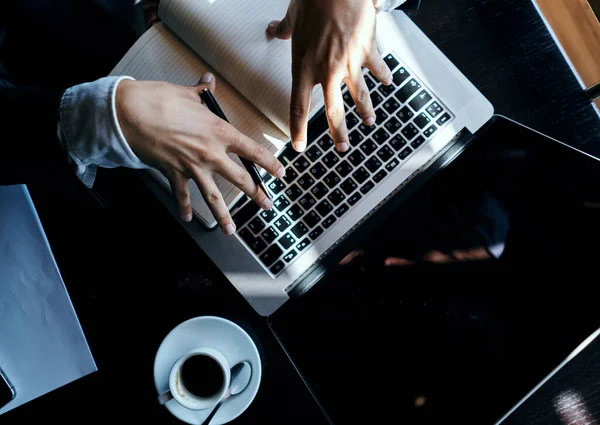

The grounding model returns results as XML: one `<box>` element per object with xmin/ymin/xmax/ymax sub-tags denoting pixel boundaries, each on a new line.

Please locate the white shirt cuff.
<box><xmin>58</xmin><ymin>76</ymin><xmax>148</xmax><ymax>188</ymax></box>
<box><xmin>373</xmin><ymin>0</ymin><xmax>407</xmax><ymax>12</ymax></box>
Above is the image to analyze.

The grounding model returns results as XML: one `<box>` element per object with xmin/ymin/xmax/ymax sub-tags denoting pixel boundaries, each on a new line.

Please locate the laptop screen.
<box><xmin>268</xmin><ymin>117</ymin><xmax>600</xmax><ymax>424</ymax></box>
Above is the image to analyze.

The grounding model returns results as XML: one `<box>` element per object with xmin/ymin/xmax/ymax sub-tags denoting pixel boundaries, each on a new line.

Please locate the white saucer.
<box><xmin>154</xmin><ymin>316</ymin><xmax>262</xmax><ymax>425</ymax></box>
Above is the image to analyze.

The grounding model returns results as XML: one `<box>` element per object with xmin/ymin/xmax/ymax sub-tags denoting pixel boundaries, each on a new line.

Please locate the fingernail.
<box><xmin>294</xmin><ymin>140</ymin><xmax>307</xmax><ymax>152</ymax></box>
<box><xmin>262</xmin><ymin>198</ymin><xmax>274</xmax><ymax>210</ymax></box>
<box><xmin>200</xmin><ymin>72</ymin><xmax>214</xmax><ymax>83</ymax></box>
<box><xmin>223</xmin><ymin>223</ymin><xmax>236</xmax><ymax>235</ymax></box>
<box><xmin>365</xmin><ymin>116</ymin><xmax>376</xmax><ymax>127</ymax></box>
<box><xmin>275</xmin><ymin>166</ymin><xmax>285</xmax><ymax>178</ymax></box>
<box><xmin>383</xmin><ymin>77</ymin><xmax>393</xmax><ymax>86</ymax></box>
<box><xmin>182</xmin><ymin>213</ymin><xmax>192</xmax><ymax>222</ymax></box>
<box><xmin>267</xmin><ymin>20</ymin><xmax>278</xmax><ymax>31</ymax></box>
<box><xmin>338</xmin><ymin>142</ymin><xmax>349</xmax><ymax>152</ymax></box>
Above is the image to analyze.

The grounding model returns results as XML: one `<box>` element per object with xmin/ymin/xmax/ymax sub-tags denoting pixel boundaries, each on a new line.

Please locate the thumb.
<box><xmin>266</xmin><ymin>14</ymin><xmax>293</xmax><ymax>40</ymax></box>
<box><xmin>193</xmin><ymin>72</ymin><xmax>216</xmax><ymax>94</ymax></box>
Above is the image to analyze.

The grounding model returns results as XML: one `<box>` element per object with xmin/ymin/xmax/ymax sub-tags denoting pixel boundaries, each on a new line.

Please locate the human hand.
<box><xmin>267</xmin><ymin>0</ymin><xmax>393</xmax><ymax>153</ymax></box>
<box><xmin>115</xmin><ymin>73</ymin><xmax>285</xmax><ymax>235</ymax></box>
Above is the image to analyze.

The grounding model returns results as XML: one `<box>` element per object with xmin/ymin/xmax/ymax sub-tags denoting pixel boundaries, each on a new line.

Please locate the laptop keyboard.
<box><xmin>232</xmin><ymin>53</ymin><xmax>454</xmax><ymax>277</ymax></box>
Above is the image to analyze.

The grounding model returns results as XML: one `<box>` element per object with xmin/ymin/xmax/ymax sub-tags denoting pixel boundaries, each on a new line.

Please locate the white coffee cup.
<box><xmin>158</xmin><ymin>347</ymin><xmax>230</xmax><ymax>411</ymax></box>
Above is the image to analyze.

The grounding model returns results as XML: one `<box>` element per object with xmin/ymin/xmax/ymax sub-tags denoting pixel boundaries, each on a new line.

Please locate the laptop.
<box><xmin>144</xmin><ymin>11</ymin><xmax>494</xmax><ymax>316</ymax></box>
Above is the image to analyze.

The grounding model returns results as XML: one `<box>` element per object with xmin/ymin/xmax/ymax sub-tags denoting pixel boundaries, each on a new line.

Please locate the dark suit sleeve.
<box><xmin>0</xmin><ymin>80</ymin><xmax>72</xmax><ymax>185</ymax></box>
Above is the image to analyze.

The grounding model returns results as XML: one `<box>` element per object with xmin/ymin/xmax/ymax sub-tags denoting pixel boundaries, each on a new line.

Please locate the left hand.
<box><xmin>267</xmin><ymin>0</ymin><xmax>393</xmax><ymax>153</ymax></box>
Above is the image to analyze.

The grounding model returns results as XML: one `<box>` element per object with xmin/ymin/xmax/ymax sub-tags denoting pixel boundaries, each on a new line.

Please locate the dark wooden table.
<box><xmin>3</xmin><ymin>0</ymin><xmax>599</xmax><ymax>424</ymax></box>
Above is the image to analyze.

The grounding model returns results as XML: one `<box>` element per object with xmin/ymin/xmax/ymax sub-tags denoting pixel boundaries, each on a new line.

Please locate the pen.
<box><xmin>199</xmin><ymin>88</ymin><xmax>271</xmax><ymax>200</ymax></box>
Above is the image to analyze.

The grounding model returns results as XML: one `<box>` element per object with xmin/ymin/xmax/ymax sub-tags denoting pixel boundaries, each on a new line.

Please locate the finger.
<box><xmin>346</xmin><ymin>71</ymin><xmax>376</xmax><ymax>127</ymax></box>
<box><xmin>168</xmin><ymin>173</ymin><xmax>193</xmax><ymax>222</ymax></box>
<box><xmin>324</xmin><ymin>80</ymin><xmax>349</xmax><ymax>152</ymax></box>
<box><xmin>365</xmin><ymin>46</ymin><xmax>393</xmax><ymax>86</ymax></box>
<box><xmin>193</xmin><ymin>72</ymin><xmax>217</xmax><ymax>95</ymax></box>
<box><xmin>423</xmin><ymin>250</ymin><xmax>453</xmax><ymax>264</ymax></box>
<box><xmin>266</xmin><ymin>5</ymin><xmax>293</xmax><ymax>40</ymax></box>
<box><xmin>218</xmin><ymin>158</ymin><xmax>274</xmax><ymax>211</ymax></box>
<box><xmin>384</xmin><ymin>257</ymin><xmax>416</xmax><ymax>267</ymax></box>
<box><xmin>289</xmin><ymin>74</ymin><xmax>313</xmax><ymax>152</ymax></box>
<box><xmin>193</xmin><ymin>171</ymin><xmax>235</xmax><ymax>235</ymax></box>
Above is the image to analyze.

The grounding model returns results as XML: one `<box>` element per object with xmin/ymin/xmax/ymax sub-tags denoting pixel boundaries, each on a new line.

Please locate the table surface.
<box><xmin>3</xmin><ymin>0</ymin><xmax>600</xmax><ymax>424</ymax></box>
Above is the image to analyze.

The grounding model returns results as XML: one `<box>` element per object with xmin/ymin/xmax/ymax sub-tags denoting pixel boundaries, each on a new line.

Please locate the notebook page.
<box><xmin>110</xmin><ymin>24</ymin><xmax>288</xmax><ymax>228</ymax></box>
<box><xmin>158</xmin><ymin>0</ymin><xmax>325</xmax><ymax>136</ymax></box>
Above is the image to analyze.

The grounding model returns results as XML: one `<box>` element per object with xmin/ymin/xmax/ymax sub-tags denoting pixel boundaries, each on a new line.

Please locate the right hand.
<box><xmin>115</xmin><ymin>73</ymin><xmax>285</xmax><ymax>235</ymax></box>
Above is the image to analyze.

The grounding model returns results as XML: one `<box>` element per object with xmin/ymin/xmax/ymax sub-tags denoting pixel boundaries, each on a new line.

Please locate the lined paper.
<box><xmin>110</xmin><ymin>24</ymin><xmax>288</xmax><ymax>227</ymax></box>
<box><xmin>159</xmin><ymin>0</ymin><xmax>324</xmax><ymax>136</ymax></box>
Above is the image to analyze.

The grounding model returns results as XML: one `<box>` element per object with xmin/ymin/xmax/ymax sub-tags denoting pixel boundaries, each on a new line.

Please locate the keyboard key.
<box><xmin>411</xmin><ymin>135</ymin><xmax>426</xmax><ymax>149</ymax></box>
<box><xmin>260</xmin><ymin>209</ymin><xmax>277</xmax><ymax>223</ymax></box>
<box><xmin>370</xmin><ymin>91</ymin><xmax>384</xmax><ymax>107</ymax></box>
<box><xmin>285</xmin><ymin>184</ymin><xmax>303</xmax><ymax>202</ymax></box>
<box><xmin>274</xmin><ymin>215</ymin><xmax>291</xmax><ymax>232</ymax></box>
<box><xmin>278</xmin><ymin>233</ymin><xmax>296</xmax><ymax>249</ymax></box>
<box><xmin>298</xmin><ymin>193</ymin><xmax>317</xmax><ymax>210</ymax></box>
<box><xmin>335</xmin><ymin>203</ymin><xmax>349</xmax><ymax>217</ymax></box>
<box><xmin>238</xmin><ymin>228</ymin><xmax>255</xmax><ymax>245</ymax></box>
<box><xmin>389</xmin><ymin>134</ymin><xmax>408</xmax><ymax>151</ymax></box>
<box><xmin>309</xmin><ymin>226</ymin><xmax>324</xmax><ymax>240</ymax></box>
<box><xmin>437</xmin><ymin>112</ymin><xmax>451</xmax><ymax>126</ymax></box>
<box><xmin>340</xmin><ymin>177</ymin><xmax>358</xmax><ymax>195</ymax></box>
<box><xmin>309</xmin><ymin>162</ymin><xmax>327</xmax><ymax>180</ymax></box>
<box><xmin>280</xmin><ymin>145</ymin><xmax>299</xmax><ymax>163</ymax></box>
<box><xmin>296</xmin><ymin>238</ymin><xmax>311</xmax><ymax>251</ymax></box>
<box><xmin>377</xmin><ymin>145</ymin><xmax>394</xmax><ymax>162</ymax></box>
<box><xmin>397</xmin><ymin>106</ymin><xmax>414</xmax><ymax>123</ymax></box>
<box><xmin>359</xmin><ymin>139</ymin><xmax>378</xmax><ymax>155</ymax></box>
<box><xmin>303</xmin><ymin>211</ymin><xmax>321</xmax><ymax>228</ymax></box>
<box><xmin>385</xmin><ymin>158</ymin><xmax>400</xmax><ymax>172</ymax></box>
<box><xmin>348</xmin><ymin>130</ymin><xmax>364</xmax><ymax>147</ymax></box>
<box><xmin>358</xmin><ymin>123</ymin><xmax>376</xmax><ymax>135</ymax></box>
<box><xmin>364</xmin><ymin>75</ymin><xmax>376</xmax><ymax>90</ymax></box>
<box><xmin>282</xmin><ymin>166</ymin><xmax>298</xmax><ymax>184</ymax></box>
<box><xmin>270</xmin><ymin>260</ymin><xmax>285</xmax><ymax>274</ymax></box>
<box><xmin>360</xmin><ymin>181</ymin><xmax>375</xmax><ymax>194</ymax></box>
<box><xmin>383</xmin><ymin>54</ymin><xmax>399</xmax><ymax>71</ymax></box>
<box><xmin>373</xmin><ymin>169</ymin><xmax>388</xmax><ymax>183</ymax></box>
<box><xmin>297</xmin><ymin>173</ymin><xmax>315</xmax><ymax>190</ymax></box>
<box><xmin>291</xmin><ymin>220</ymin><xmax>309</xmax><ymax>238</ymax></box>
<box><xmin>311</xmin><ymin>182</ymin><xmax>330</xmax><ymax>199</ymax></box>
<box><xmin>248</xmin><ymin>217</ymin><xmax>265</xmax><ymax>234</ymax></box>
<box><xmin>308</xmin><ymin>109</ymin><xmax>329</xmax><ymax>144</ymax></box>
<box><xmin>249</xmin><ymin>236</ymin><xmax>267</xmax><ymax>254</ymax></box>
<box><xmin>232</xmin><ymin>201</ymin><xmax>260</xmax><ymax>228</ymax></box>
<box><xmin>395</xmin><ymin>79</ymin><xmax>421</xmax><ymax>103</ymax></box>
<box><xmin>414</xmin><ymin>112</ymin><xmax>431</xmax><ymax>129</ymax></box>
<box><xmin>375</xmin><ymin>108</ymin><xmax>389</xmax><ymax>125</ymax></box>
<box><xmin>260</xmin><ymin>245</ymin><xmax>283</xmax><ymax>267</ymax></box>
<box><xmin>384</xmin><ymin>116</ymin><xmax>402</xmax><ymax>134</ymax></box>
<box><xmin>287</xmin><ymin>204</ymin><xmax>304</xmax><ymax>221</ymax></box>
<box><xmin>365</xmin><ymin>156</ymin><xmax>383</xmax><ymax>173</ymax></box>
<box><xmin>342</xmin><ymin>90</ymin><xmax>355</xmax><ymax>107</ymax></box>
<box><xmin>274</xmin><ymin>195</ymin><xmax>290</xmax><ymax>211</ymax></box>
<box><xmin>293</xmin><ymin>157</ymin><xmax>310</xmax><ymax>172</ymax></box>
<box><xmin>409</xmin><ymin>90</ymin><xmax>433</xmax><ymax>112</ymax></box>
<box><xmin>318</xmin><ymin>135</ymin><xmax>334</xmax><ymax>151</ymax></box>
<box><xmin>424</xmin><ymin>124</ymin><xmax>437</xmax><ymax>138</ymax></box>
<box><xmin>345</xmin><ymin>112</ymin><xmax>360</xmax><ymax>130</ymax></box>
<box><xmin>305</xmin><ymin>145</ymin><xmax>323</xmax><ymax>162</ymax></box>
<box><xmin>399</xmin><ymin>147</ymin><xmax>412</xmax><ymax>160</ymax></box>
<box><xmin>323</xmin><ymin>171</ymin><xmax>341</xmax><ymax>188</ymax></box>
<box><xmin>268</xmin><ymin>179</ymin><xmax>286</xmax><ymax>194</ymax></box>
<box><xmin>372</xmin><ymin>128</ymin><xmax>390</xmax><ymax>145</ymax></box>
<box><xmin>328</xmin><ymin>188</ymin><xmax>346</xmax><ymax>206</ymax></box>
<box><xmin>392</xmin><ymin>67</ymin><xmax>410</xmax><ymax>86</ymax></box>
<box><xmin>382</xmin><ymin>97</ymin><xmax>401</xmax><ymax>115</ymax></box>
<box><xmin>347</xmin><ymin>192</ymin><xmax>362</xmax><ymax>206</ymax></box>
<box><xmin>335</xmin><ymin>160</ymin><xmax>353</xmax><ymax>178</ymax></box>
<box><xmin>316</xmin><ymin>200</ymin><xmax>334</xmax><ymax>217</ymax></box>
<box><xmin>283</xmin><ymin>249</ymin><xmax>298</xmax><ymax>263</ymax></box>
<box><xmin>352</xmin><ymin>167</ymin><xmax>370</xmax><ymax>184</ymax></box>
<box><xmin>378</xmin><ymin>84</ymin><xmax>396</xmax><ymax>97</ymax></box>
<box><xmin>348</xmin><ymin>150</ymin><xmax>365</xmax><ymax>167</ymax></box>
<box><xmin>262</xmin><ymin>226</ymin><xmax>279</xmax><ymax>244</ymax></box>
<box><xmin>323</xmin><ymin>215</ymin><xmax>337</xmax><ymax>229</ymax></box>
<box><xmin>427</xmin><ymin>102</ymin><xmax>444</xmax><ymax>118</ymax></box>
<box><xmin>322</xmin><ymin>152</ymin><xmax>340</xmax><ymax>168</ymax></box>
<box><xmin>401</xmin><ymin>123</ymin><xmax>419</xmax><ymax>140</ymax></box>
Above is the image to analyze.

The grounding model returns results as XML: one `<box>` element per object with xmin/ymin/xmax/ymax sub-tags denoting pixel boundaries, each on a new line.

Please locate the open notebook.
<box><xmin>110</xmin><ymin>0</ymin><xmax>325</xmax><ymax>228</ymax></box>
